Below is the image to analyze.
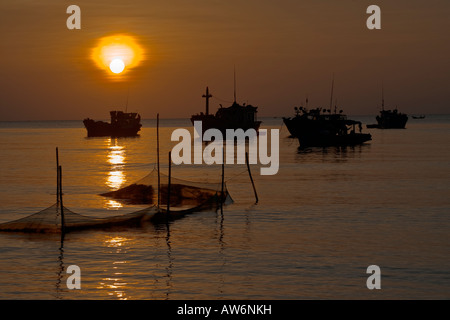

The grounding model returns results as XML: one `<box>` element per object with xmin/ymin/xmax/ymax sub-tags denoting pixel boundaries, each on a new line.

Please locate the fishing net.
<box><xmin>0</xmin><ymin>168</ymin><xmax>232</xmax><ymax>234</ymax></box>
<box><xmin>0</xmin><ymin>203</ymin><xmax>155</xmax><ymax>233</ymax></box>
<box><xmin>100</xmin><ymin>167</ymin><xmax>231</xmax><ymax>207</ymax></box>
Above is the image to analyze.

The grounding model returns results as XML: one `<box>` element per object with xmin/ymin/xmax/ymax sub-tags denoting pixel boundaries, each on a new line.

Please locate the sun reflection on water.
<box><xmin>105</xmin><ymin>199</ymin><xmax>123</xmax><ymax>209</ymax></box>
<box><xmin>107</xmin><ymin>170</ymin><xmax>125</xmax><ymax>190</ymax></box>
<box><xmin>106</xmin><ymin>236</ymin><xmax>129</xmax><ymax>248</ymax></box>
<box><xmin>96</xmin><ymin>236</ymin><xmax>132</xmax><ymax>300</ymax></box>
<box><xmin>105</xmin><ymin>139</ymin><xmax>126</xmax><ymax>209</ymax></box>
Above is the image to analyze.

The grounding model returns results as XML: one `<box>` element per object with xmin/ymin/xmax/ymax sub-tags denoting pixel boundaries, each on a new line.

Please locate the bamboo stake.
<box><xmin>220</xmin><ymin>146</ymin><xmax>225</xmax><ymax>214</ymax></box>
<box><xmin>58</xmin><ymin>165</ymin><xmax>65</xmax><ymax>234</ymax></box>
<box><xmin>245</xmin><ymin>152</ymin><xmax>258</xmax><ymax>204</ymax></box>
<box><xmin>167</xmin><ymin>151</ymin><xmax>172</xmax><ymax>214</ymax></box>
<box><xmin>157</xmin><ymin>113</ymin><xmax>161</xmax><ymax>208</ymax></box>
<box><xmin>56</xmin><ymin>147</ymin><xmax>59</xmax><ymax>204</ymax></box>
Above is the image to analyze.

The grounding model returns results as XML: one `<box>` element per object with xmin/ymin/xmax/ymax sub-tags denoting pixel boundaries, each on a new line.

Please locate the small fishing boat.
<box><xmin>367</xmin><ymin>87</ymin><xmax>408</xmax><ymax>129</ymax></box>
<box><xmin>83</xmin><ymin>111</ymin><xmax>142</xmax><ymax>137</ymax></box>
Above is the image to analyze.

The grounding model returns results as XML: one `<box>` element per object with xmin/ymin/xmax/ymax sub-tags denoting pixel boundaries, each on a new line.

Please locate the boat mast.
<box><xmin>125</xmin><ymin>87</ymin><xmax>130</xmax><ymax>113</ymax></box>
<box><xmin>381</xmin><ymin>83</ymin><xmax>385</xmax><ymax>111</ymax></box>
<box><xmin>329</xmin><ymin>74</ymin><xmax>334</xmax><ymax>111</ymax></box>
<box><xmin>233</xmin><ymin>66</ymin><xmax>237</xmax><ymax>103</ymax></box>
<box><xmin>202</xmin><ymin>87</ymin><xmax>212</xmax><ymax>115</ymax></box>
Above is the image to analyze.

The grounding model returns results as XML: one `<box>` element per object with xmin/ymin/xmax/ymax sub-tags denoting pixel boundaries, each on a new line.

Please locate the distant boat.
<box><xmin>83</xmin><ymin>111</ymin><xmax>142</xmax><ymax>137</ymax></box>
<box><xmin>283</xmin><ymin>107</ymin><xmax>371</xmax><ymax>148</ymax></box>
<box><xmin>190</xmin><ymin>86</ymin><xmax>261</xmax><ymax>134</ymax></box>
<box><xmin>412</xmin><ymin>115</ymin><xmax>426</xmax><ymax>119</ymax></box>
<box><xmin>367</xmin><ymin>109</ymin><xmax>408</xmax><ymax>129</ymax></box>
<box><xmin>367</xmin><ymin>87</ymin><xmax>408</xmax><ymax>129</ymax></box>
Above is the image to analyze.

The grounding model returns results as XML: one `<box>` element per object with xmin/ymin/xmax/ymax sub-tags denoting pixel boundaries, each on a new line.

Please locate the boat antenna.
<box><xmin>233</xmin><ymin>65</ymin><xmax>237</xmax><ymax>103</ymax></box>
<box><xmin>381</xmin><ymin>82</ymin><xmax>385</xmax><ymax>111</ymax></box>
<box><xmin>329</xmin><ymin>73</ymin><xmax>335</xmax><ymax>110</ymax></box>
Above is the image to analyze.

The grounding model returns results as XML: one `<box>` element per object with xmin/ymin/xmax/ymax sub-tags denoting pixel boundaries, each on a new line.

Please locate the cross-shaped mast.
<box><xmin>202</xmin><ymin>86</ymin><xmax>213</xmax><ymax>115</ymax></box>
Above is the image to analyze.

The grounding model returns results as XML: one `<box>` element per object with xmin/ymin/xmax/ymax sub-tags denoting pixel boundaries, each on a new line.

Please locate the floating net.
<box><xmin>0</xmin><ymin>168</ymin><xmax>231</xmax><ymax>234</ymax></box>
<box><xmin>0</xmin><ymin>203</ymin><xmax>156</xmax><ymax>233</ymax></box>
<box><xmin>100</xmin><ymin>167</ymin><xmax>231</xmax><ymax>207</ymax></box>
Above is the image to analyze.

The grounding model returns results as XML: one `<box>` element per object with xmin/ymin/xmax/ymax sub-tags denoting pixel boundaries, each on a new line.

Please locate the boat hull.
<box><xmin>190</xmin><ymin>115</ymin><xmax>261</xmax><ymax>134</ymax></box>
<box><xmin>83</xmin><ymin>119</ymin><xmax>141</xmax><ymax>137</ymax></box>
<box><xmin>368</xmin><ymin>111</ymin><xmax>408</xmax><ymax>129</ymax></box>
<box><xmin>283</xmin><ymin>117</ymin><xmax>301</xmax><ymax>137</ymax></box>
<box><xmin>376</xmin><ymin>116</ymin><xmax>408</xmax><ymax>129</ymax></box>
<box><xmin>284</xmin><ymin>113</ymin><xmax>371</xmax><ymax>148</ymax></box>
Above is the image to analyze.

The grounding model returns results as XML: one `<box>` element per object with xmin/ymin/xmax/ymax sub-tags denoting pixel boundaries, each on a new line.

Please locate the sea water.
<box><xmin>0</xmin><ymin>116</ymin><xmax>449</xmax><ymax>299</ymax></box>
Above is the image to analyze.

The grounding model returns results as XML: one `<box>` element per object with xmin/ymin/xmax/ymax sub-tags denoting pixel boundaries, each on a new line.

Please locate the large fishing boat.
<box><xmin>190</xmin><ymin>86</ymin><xmax>261</xmax><ymax>134</ymax></box>
<box><xmin>283</xmin><ymin>76</ymin><xmax>371</xmax><ymax>148</ymax></box>
<box><xmin>283</xmin><ymin>106</ymin><xmax>371</xmax><ymax>148</ymax></box>
<box><xmin>83</xmin><ymin>111</ymin><xmax>142</xmax><ymax>137</ymax></box>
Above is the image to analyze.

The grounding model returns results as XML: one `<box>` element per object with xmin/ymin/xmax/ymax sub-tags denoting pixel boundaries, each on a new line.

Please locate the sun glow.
<box><xmin>91</xmin><ymin>34</ymin><xmax>145</xmax><ymax>78</ymax></box>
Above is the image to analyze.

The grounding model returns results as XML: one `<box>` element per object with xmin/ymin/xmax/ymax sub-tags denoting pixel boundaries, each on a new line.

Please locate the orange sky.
<box><xmin>0</xmin><ymin>0</ymin><xmax>449</xmax><ymax>120</ymax></box>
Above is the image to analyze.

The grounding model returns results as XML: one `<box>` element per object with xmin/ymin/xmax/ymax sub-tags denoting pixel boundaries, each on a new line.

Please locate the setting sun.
<box><xmin>110</xmin><ymin>58</ymin><xmax>125</xmax><ymax>74</ymax></box>
<box><xmin>91</xmin><ymin>34</ymin><xmax>145</xmax><ymax>78</ymax></box>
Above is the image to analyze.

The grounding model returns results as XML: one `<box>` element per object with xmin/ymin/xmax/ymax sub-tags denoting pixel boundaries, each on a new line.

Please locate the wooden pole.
<box><xmin>167</xmin><ymin>151</ymin><xmax>172</xmax><ymax>214</ymax></box>
<box><xmin>245</xmin><ymin>152</ymin><xmax>258</xmax><ymax>204</ymax></box>
<box><xmin>220</xmin><ymin>146</ymin><xmax>225</xmax><ymax>214</ymax></box>
<box><xmin>157</xmin><ymin>113</ymin><xmax>161</xmax><ymax>208</ymax></box>
<box><xmin>56</xmin><ymin>147</ymin><xmax>59</xmax><ymax>204</ymax></box>
<box><xmin>58</xmin><ymin>165</ymin><xmax>65</xmax><ymax>234</ymax></box>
